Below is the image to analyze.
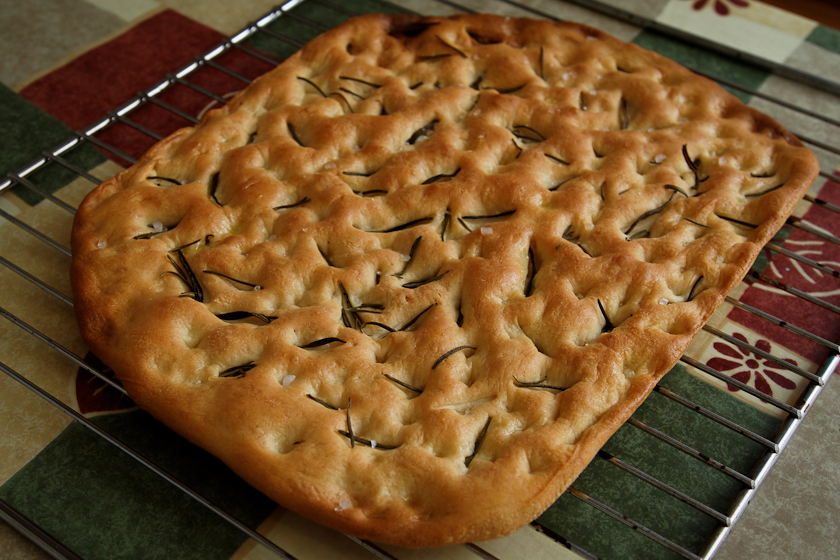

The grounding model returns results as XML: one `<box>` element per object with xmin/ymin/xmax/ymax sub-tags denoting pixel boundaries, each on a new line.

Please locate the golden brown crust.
<box><xmin>70</xmin><ymin>14</ymin><xmax>818</xmax><ymax>547</ymax></box>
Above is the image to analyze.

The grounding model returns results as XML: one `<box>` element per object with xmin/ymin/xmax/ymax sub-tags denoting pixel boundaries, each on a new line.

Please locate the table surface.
<box><xmin>0</xmin><ymin>1</ymin><xmax>838</xmax><ymax>560</ymax></box>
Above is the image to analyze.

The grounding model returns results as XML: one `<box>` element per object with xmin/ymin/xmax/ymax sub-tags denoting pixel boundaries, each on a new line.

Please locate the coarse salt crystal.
<box><xmin>152</xmin><ymin>221</ymin><xmax>164</xmax><ymax>232</ymax></box>
<box><xmin>335</xmin><ymin>497</ymin><xmax>353</xmax><ymax>512</ymax></box>
<box><xmin>400</xmin><ymin>253</ymin><xmax>411</xmax><ymax>262</ymax></box>
<box><xmin>480</xmin><ymin>226</ymin><xmax>493</xmax><ymax>235</ymax></box>
<box><xmin>562</xmin><ymin>72</ymin><xmax>570</xmax><ymax>80</ymax></box>
<box><xmin>370</xmin><ymin>440</ymin><xmax>377</xmax><ymax>449</ymax></box>
<box><xmin>253</xmin><ymin>285</ymin><xmax>262</xmax><ymax>291</ymax></box>
<box><xmin>589</xmin><ymin>89</ymin><xmax>596</xmax><ymax>95</ymax></box>
<box><xmin>97</xmin><ymin>240</ymin><xmax>107</xmax><ymax>249</ymax></box>
<box><xmin>653</xmin><ymin>153</ymin><xmax>666</xmax><ymax>164</ymax></box>
<box><xmin>719</xmin><ymin>157</ymin><xmax>727</xmax><ymax>165</ymax></box>
<box><xmin>282</xmin><ymin>374</ymin><xmax>296</xmax><ymax>387</ymax></box>
<box><xmin>659</xmin><ymin>298</ymin><xmax>669</xmax><ymax>305</ymax></box>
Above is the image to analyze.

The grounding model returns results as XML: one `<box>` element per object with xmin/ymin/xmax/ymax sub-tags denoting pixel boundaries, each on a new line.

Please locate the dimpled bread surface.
<box><xmin>70</xmin><ymin>13</ymin><xmax>818</xmax><ymax>548</ymax></box>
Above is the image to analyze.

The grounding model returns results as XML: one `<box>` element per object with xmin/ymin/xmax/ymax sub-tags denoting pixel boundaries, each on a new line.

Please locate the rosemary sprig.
<box><xmin>307</xmin><ymin>394</ymin><xmax>337</xmax><ymax>410</ymax></box>
<box><xmin>745</xmin><ymin>182</ymin><xmax>786</xmax><ymax>198</ymax></box>
<box><xmin>619</xmin><ymin>97</ymin><xmax>629</xmax><ymax>130</ymax></box>
<box><xmin>403</xmin><ymin>271</ymin><xmax>447</xmax><ymax>290</ymax></box>
<box><xmin>133</xmin><ymin>220</ymin><xmax>172</xmax><ymax>240</ymax></box>
<box><xmin>163</xmin><ymin>248</ymin><xmax>203</xmax><ymax>302</ymax></box>
<box><xmin>512</xmin><ymin>139</ymin><xmax>523</xmax><ymax>159</ymax></box>
<box><xmin>684</xmin><ymin>217</ymin><xmax>709</xmax><ymax>228</ymax></box>
<box><xmin>168</xmin><ymin>238</ymin><xmax>201</xmax><ymax>253</ymax></box>
<box><xmin>216</xmin><ymin>311</ymin><xmax>277</xmax><ymax>324</ymax></box>
<box><xmin>147</xmin><ymin>176</ymin><xmax>181</xmax><ymax>186</ymax></box>
<box><xmin>465</xmin><ymin>417</ymin><xmax>491</xmax><ymax>467</ymax></box>
<box><xmin>339</xmin><ymin>283</ymin><xmax>362</xmax><ymax>330</ymax></box>
<box><xmin>597</xmin><ymin>299</ymin><xmax>615</xmax><ymax>333</ymax></box>
<box><xmin>300</xmin><ymin>337</ymin><xmax>346</xmax><ymax>349</ymax></box>
<box><xmin>364</xmin><ymin>302</ymin><xmax>437</xmax><ymax>334</ymax></box>
<box><xmin>202</xmin><ymin>269</ymin><xmax>258</xmax><ymax>288</ymax></box>
<box><xmin>338</xmin><ymin>87</ymin><xmax>365</xmax><ymax>100</ymax></box>
<box><xmin>297</xmin><ymin>76</ymin><xmax>327</xmax><ymax>97</ymax></box>
<box><xmin>219</xmin><ymin>361</ymin><xmax>256</xmax><ymax>378</ymax></box>
<box><xmin>716</xmin><ymin>214</ymin><xmax>758</xmax><ymax>229</ymax></box>
<box><xmin>545</xmin><ymin>153</ymin><xmax>570</xmax><ymax>165</ymax></box>
<box><xmin>525</xmin><ymin>247</ymin><xmax>535</xmax><ymax>297</ymax></box>
<box><xmin>287</xmin><ymin>122</ymin><xmax>305</xmax><ymax>147</ymax></box>
<box><xmin>422</xmin><ymin>168</ymin><xmax>461</xmax><ymax>184</ymax></box>
<box><xmin>549</xmin><ymin>176</ymin><xmax>577</xmax><ymax>192</ymax></box>
<box><xmin>346</xmin><ymin>398</ymin><xmax>354</xmax><ymax>448</ymax></box>
<box><xmin>511</xmin><ymin>125</ymin><xmax>545</xmax><ymax>143</ymax></box>
<box><xmin>441</xmin><ymin>209</ymin><xmax>451</xmax><ymax>241</ymax></box>
<box><xmin>563</xmin><ymin>225</ymin><xmax>579</xmax><ymax>242</ymax></box>
<box><xmin>274</xmin><ymin>197</ymin><xmax>310</xmax><ymax>211</ymax></box>
<box><xmin>624</xmin><ymin>193</ymin><xmax>674</xmax><ymax>237</ymax></box>
<box><xmin>353</xmin><ymin>189</ymin><xmax>388</xmax><ymax>197</ymax></box>
<box><xmin>369</xmin><ymin>216</ymin><xmax>434</xmax><ymax>234</ymax></box>
<box><xmin>432</xmin><ymin>345</ymin><xmax>476</xmax><ymax>370</ymax></box>
<box><xmin>384</xmin><ymin>373</ymin><xmax>423</xmax><ymax>394</ymax></box>
<box><xmin>328</xmin><ymin>91</ymin><xmax>354</xmax><ymax>113</ymax></box>
<box><xmin>681</xmin><ymin>144</ymin><xmax>707</xmax><ymax>188</ymax></box>
<box><xmin>395</xmin><ymin>236</ymin><xmax>422</xmax><ymax>278</ymax></box>
<box><xmin>337</xmin><ymin>430</ymin><xmax>397</xmax><ymax>450</ymax></box>
<box><xmin>407</xmin><ymin>120</ymin><xmax>438</xmax><ymax>145</ymax></box>
<box><xmin>513</xmin><ymin>376</ymin><xmax>567</xmax><ymax>391</ymax></box>
<box><xmin>486</xmin><ymin>83</ymin><xmax>526</xmax><ymax>95</ymax></box>
<box><xmin>664</xmin><ymin>184</ymin><xmax>689</xmax><ymax>198</ymax></box>
<box><xmin>687</xmin><ymin>276</ymin><xmax>704</xmax><ymax>302</ymax></box>
<box><xmin>317</xmin><ymin>245</ymin><xmax>334</xmax><ymax>267</ymax></box>
<box><xmin>209</xmin><ymin>172</ymin><xmax>221</xmax><ymax>205</ymax></box>
<box><xmin>461</xmin><ymin>210</ymin><xmax>515</xmax><ymax>222</ymax></box>
<box><xmin>339</xmin><ymin>76</ymin><xmax>381</xmax><ymax>88</ymax></box>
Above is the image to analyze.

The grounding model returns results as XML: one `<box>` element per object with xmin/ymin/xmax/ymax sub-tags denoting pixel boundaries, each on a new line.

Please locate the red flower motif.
<box><xmin>681</xmin><ymin>0</ymin><xmax>749</xmax><ymax>16</ymax></box>
<box><xmin>706</xmin><ymin>332</ymin><xmax>797</xmax><ymax>397</ymax></box>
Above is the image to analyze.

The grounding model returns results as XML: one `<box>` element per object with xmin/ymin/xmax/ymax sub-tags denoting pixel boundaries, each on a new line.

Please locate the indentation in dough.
<box><xmin>436</xmin><ymin>396</ymin><xmax>493</xmax><ymax>416</ymax></box>
<box><xmin>133</xmin><ymin>219</ymin><xmax>179</xmax><ymax>240</ymax></box>
<box><xmin>146</xmin><ymin>175</ymin><xmax>182</xmax><ymax>188</ymax></box>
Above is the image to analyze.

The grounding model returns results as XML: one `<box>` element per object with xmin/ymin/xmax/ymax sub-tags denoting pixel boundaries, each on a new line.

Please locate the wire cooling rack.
<box><xmin>1</xmin><ymin>0</ymin><xmax>838</xmax><ymax>559</ymax></box>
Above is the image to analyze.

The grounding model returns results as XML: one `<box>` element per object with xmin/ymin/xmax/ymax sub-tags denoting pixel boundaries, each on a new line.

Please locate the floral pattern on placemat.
<box><xmin>708</xmin><ymin>332</ymin><xmax>798</xmax><ymax>397</ymax></box>
<box><xmin>680</xmin><ymin>0</ymin><xmax>749</xmax><ymax>17</ymax></box>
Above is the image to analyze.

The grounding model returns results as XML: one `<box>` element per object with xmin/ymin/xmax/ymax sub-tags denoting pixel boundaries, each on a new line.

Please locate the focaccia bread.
<box><xmin>70</xmin><ymin>13</ymin><xmax>818</xmax><ymax>547</ymax></box>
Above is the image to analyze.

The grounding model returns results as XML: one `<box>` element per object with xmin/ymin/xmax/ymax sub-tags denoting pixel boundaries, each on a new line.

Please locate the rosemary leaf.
<box><xmin>432</xmin><ymin>345</ymin><xmax>476</xmax><ymax>370</ymax></box>
<box><xmin>465</xmin><ymin>417</ymin><xmax>491</xmax><ymax>467</ymax></box>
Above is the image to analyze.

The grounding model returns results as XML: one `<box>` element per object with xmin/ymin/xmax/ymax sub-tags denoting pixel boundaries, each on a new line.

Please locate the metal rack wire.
<box><xmin>1</xmin><ymin>0</ymin><xmax>838</xmax><ymax>559</ymax></box>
